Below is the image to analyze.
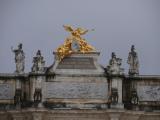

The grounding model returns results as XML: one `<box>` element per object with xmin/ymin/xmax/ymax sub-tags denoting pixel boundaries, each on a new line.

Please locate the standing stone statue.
<box><xmin>11</xmin><ymin>43</ymin><xmax>25</xmax><ymax>74</ymax></box>
<box><xmin>31</xmin><ymin>50</ymin><xmax>45</xmax><ymax>73</ymax></box>
<box><xmin>127</xmin><ymin>45</ymin><xmax>139</xmax><ymax>75</ymax></box>
<box><xmin>107</xmin><ymin>52</ymin><xmax>124</xmax><ymax>75</ymax></box>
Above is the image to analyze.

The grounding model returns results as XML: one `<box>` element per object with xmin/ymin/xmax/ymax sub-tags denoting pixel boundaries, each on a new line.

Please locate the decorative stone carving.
<box><xmin>107</xmin><ymin>52</ymin><xmax>124</xmax><ymax>75</ymax></box>
<box><xmin>127</xmin><ymin>45</ymin><xmax>139</xmax><ymax>75</ymax></box>
<box><xmin>0</xmin><ymin>84</ymin><xmax>14</xmax><ymax>99</ymax></box>
<box><xmin>130</xmin><ymin>89</ymin><xmax>139</xmax><ymax>105</ymax></box>
<box><xmin>33</xmin><ymin>88</ymin><xmax>42</xmax><ymax>102</ymax></box>
<box><xmin>11</xmin><ymin>43</ymin><xmax>25</xmax><ymax>73</ymax></box>
<box><xmin>109</xmin><ymin>88</ymin><xmax>118</xmax><ymax>104</ymax></box>
<box><xmin>31</xmin><ymin>50</ymin><xmax>45</xmax><ymax>73</ymax></box>
<box><xmin>14</xmin><ymin>89</ymin><xmax>22</xmax><ymax>105</ymax></box>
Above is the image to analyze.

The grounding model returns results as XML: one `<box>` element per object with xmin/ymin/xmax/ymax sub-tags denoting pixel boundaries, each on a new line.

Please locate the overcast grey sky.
<box><xmin>0</xmin><ymin>0</ymin><xmax>160</xmax><ymax>74</ymax></box>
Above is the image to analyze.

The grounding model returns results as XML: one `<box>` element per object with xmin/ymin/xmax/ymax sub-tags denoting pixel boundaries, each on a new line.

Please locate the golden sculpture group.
<box><xmin>56</xmin><ymin>25</ymin><xmax>95</xmax><ymax>60</ymax></box>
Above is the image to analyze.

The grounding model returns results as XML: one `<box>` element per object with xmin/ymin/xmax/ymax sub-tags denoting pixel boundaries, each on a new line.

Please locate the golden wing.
<box><xmin>63</xmin><ymin>25</ymin><xmax>74</xmax><ymax>32</ymax></box>
<box><xmin>76</xmin><ymin>28</ymin><xmax>88</xmax><ymax>35</ymax></box>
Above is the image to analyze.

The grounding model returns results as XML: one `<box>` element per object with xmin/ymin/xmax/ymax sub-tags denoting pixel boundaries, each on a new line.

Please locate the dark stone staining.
<box><xmin>57</xmin><ymin>57</ymin><xmax>96</xmax><ymax>69</ymax></box>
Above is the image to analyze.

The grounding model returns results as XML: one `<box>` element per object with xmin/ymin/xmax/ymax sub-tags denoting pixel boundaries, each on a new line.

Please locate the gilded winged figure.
<box><xmin>56</xmin><ymin>25</ymin><xmax>95</xmax><ymax>60</ymax></box>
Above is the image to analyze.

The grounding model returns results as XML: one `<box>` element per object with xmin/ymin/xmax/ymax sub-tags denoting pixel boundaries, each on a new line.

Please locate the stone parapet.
<box><xmin>0</xmin><ymin>109</ymin><xmax>160</xmax><ymax>120</ymax></box>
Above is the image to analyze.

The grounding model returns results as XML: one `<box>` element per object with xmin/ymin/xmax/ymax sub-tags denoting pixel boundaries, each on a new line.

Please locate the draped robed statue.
<box><xmin>11</xmin><ymin>43</ymin><xmax>25</xmax><ymax>74</ymax></box>
<box><xmin>107</xmin><ymin>52</ymin><xmax>124</xmax><ymax>75</ymax></box>
<box><xmin>127</xmin><ymin>45</ymin><xmax>139</xmax><ymax>75</ymax></box>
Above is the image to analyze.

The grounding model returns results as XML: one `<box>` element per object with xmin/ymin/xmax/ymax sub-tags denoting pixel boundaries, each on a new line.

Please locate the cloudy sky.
<box><xmin>0</xmin><ymin>0</ymin><xmax>160</xmax><ymax>74</ymax></box>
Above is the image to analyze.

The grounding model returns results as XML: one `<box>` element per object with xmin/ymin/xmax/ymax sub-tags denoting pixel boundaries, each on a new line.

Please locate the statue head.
<box><xmin>37</xmin><ymin>50</ymin><xmax>41</xmax><ymax>56</ymax></box>
<box><xmin>18</xmin><ymin>43</ymin><xmax>22</xmax><ymax>50</ymax></box>
<box><xmin>111</xmin><ymin>52</ymin><xmax>116</xmax><ymax>59</ymax></box>
<box><xmin>131</xmin><ymin>45</ymin><xmax>135</xmax><ymax>52</ymax></box>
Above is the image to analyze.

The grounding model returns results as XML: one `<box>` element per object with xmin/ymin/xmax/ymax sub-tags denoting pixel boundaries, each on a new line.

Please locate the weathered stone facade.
<box><xmin>0</xmin><ymin>45</ymin><xmax>160</xmax><ymax>120</ymax></box>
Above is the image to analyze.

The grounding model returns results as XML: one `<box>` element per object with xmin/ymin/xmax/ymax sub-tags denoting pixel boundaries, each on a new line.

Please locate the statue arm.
<box><xmin>63</xmin><ymin>25</ymin><xmax>74</xmax><ymax>32</ymax></box>
<box><xmin>22</xmin><ymin>51</ymin><xmax>25</xmax><ymax>59</ymax></box>
<box><xmin>127</xmin><ymin>53</ymin><xmax>131</xmax><ymax>64</ymax></box>
<box><xmin>135</xmin><ymin>55</ymin><xmax>139</xmax><ymax>67</ymax></box>
<box><xmin>76</xmin><ymin>28</ymin><xmax>88</xmax><ymax>35</ymax></box>
<box><xmin>11</xmin><ymin>46</ymin><xmax>18</xmax><ymax>53</ymax></box>
<box><xmin>80</xmin><ymin>29</ymin><xmax>88</xmax><ymax>35</ymax></box>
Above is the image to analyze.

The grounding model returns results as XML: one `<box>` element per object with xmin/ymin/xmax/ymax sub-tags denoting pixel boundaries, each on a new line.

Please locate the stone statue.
<box><xmin>14</xmin><ymin>89</ymin><xmax>22</xmax><ymax>105</ymax></box>
<box><xmin>11</xmin><ymin>43</ymin><xmax>25</xmax><ymax>73</ymax></box>
<box><xmin>127</xmin><ymin>45</ymin><xmax>139</xmax><ymax>75</ymax></box>
<box><xmin>34</xmin><ymin>88</ymin><xmax>42</xmax><ymax>103</ymax></box>
<box><xmin>109</xmin><ymin>88</ymin><xmax>118</xmax><ymax>104</ymax></box>
<box><xmin>130</xmin><ymin>89</ymin><xmax>139</xmax><ymax>105</ymax></box>
<box><xmin>31</xmin><ymin>50</ymin><xmax>45</xmax><ymax>73</ymax></box>
<box><xmin>107</xmin><ymin>52</ymin><xmax>124</xmax><ymax>75</ymax></box>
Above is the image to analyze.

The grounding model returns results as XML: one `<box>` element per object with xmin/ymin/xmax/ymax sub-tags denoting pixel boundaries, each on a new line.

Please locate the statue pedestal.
<box><xmin>15</xmin><ymin>104</ymin><xmax>21</xmax><ymax>110</ymax></box>
<box><xmin>45</xmin><ymin>52</ymin><xmax>108</xmax><ymax>109</ymax></box>
<box><xmin>37</xmin><ymin>103</ymin><xmax>44</xmax><ymax>108</ymax></box>
<box><xmin>110</xmin><ymin>77</ymin><xmax>124</xmax><ymax>109</ymax></box>
<box><xmin>110</xmin><ymin>103</ymin><xmax>124</xmax><ymax>109</ymax></box>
